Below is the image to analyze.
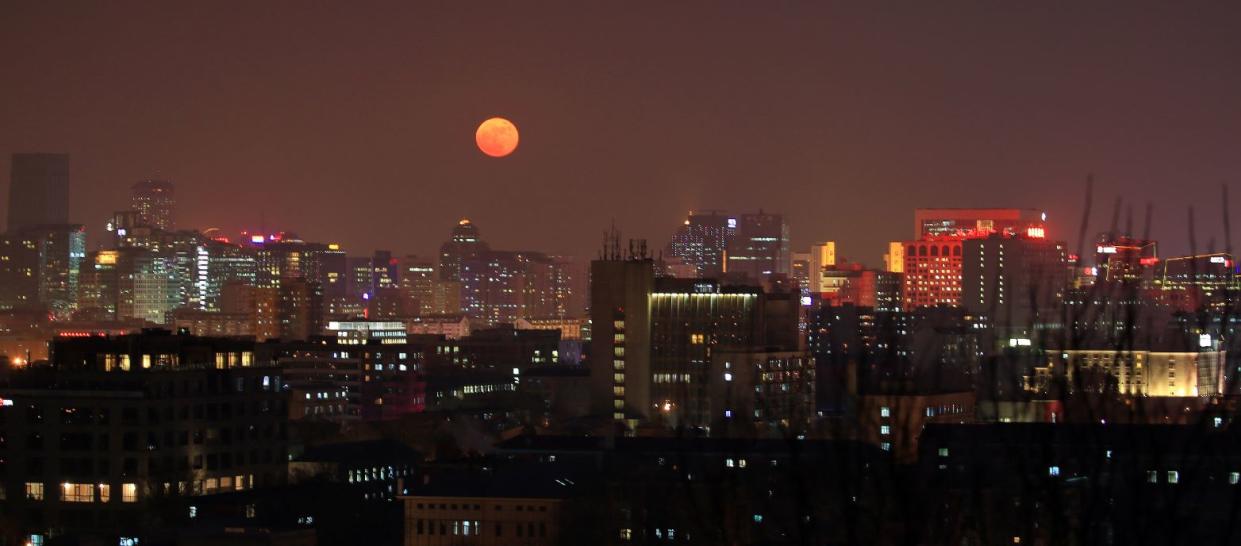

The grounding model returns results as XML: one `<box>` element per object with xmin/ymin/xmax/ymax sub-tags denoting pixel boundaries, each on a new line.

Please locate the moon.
<box><xmin>475</xmin><ymin>117</ymin><xmax>519</xmax><ymax>157</ymax></box>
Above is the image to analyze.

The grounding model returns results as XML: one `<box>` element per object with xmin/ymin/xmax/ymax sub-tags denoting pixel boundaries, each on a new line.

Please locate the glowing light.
<box><xmin>459</xmin><ymin>218</ymin><xmax>471</xmax><ymax>225</ymax></box>
<box><xmin>1026</xmin><ymin>227</ymin><xmax>1045</xmax><ymax>238</ymax></box>
<box><xmin>1210</xmin><ymin>256</ymin><xmax>1227</xmax><ymax>264</ymax></box>
<box><xmin>475</xmin><ymin>117</ymin><xmax>519</xmax><ymax>157</ymax></box>
<box><xmin>1139</xmin><ymin>257</ymin><xmax>1159</xmax><ymax>266</ymax></box>
<box><xmin>1097</xmin><ymin>246</ymin><xmax>1117</xmax><ymax>254</ymax></box>
<box><xmin>96</xmin><ymin>251</ymin><xmax>118</xmax><ymax>265</ymax></box>
<box><xmin>328</xmin><ymin>243</ymin><xmax>340</xmax><ymax>251</ymax></box>
<box><xmin>250</xmin><ymin>235</ymin><xmax>265</xmax><ymax>244</ymax></box>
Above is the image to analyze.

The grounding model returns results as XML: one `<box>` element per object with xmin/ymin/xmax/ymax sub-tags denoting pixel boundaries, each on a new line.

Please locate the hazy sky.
<box><xmin>3</xmin><ymin>2</ymin><xmax>1240</xmax><ymax>264</ymax></box>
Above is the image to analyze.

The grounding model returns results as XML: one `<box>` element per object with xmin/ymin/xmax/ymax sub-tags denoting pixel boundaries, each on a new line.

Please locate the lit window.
<box><xmin>880</xmin><ymin>407</ymin><xmax>890</xmax><ymax>418</ymax></box>
<box><xmin>1048</xmin><ymin>466</ymin><xmax>1060</xmax><ymax>477</ymax></box>
<box><xmin>61</xmin><ymin>483</ymin><xmax>94</xmax><ymax>503</ymax></box>
<box><xmin>1167</xmin><ymin>471</ymin><xmax>1179</xmax><ymax>484</ymax></box>
<box><xmin>938</xmin><ymin>448</ymin><xmax>949</xmax><ymax>458</ymax></box>
<box><xmin>25</xmin><ymin>483</ymin><xmax>43</xmax><ymax>500</ymax></box>
<box><xmin>880</xmin><ymin>425</ymin><xmax>890</xmax><ymax>435</ymax></box>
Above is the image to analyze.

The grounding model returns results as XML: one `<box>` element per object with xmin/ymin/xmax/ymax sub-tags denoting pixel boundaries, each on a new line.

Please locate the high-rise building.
<box><xmin>116</xmin><ymin>248</ymin><xmax>177</xmax><ymax>324</ymax></box>
<box><xmin>131</xmin><ymin>179</ymin><xmax>175</xmax><ymax>231</ymax></box>
<box><xmin>0</xmin><ymin>224</ymin><xmax>85</xmax><ymax>318</ymax></box>
<box><xmin>460</xmin><ymin>250</ymin><xmax>560</xmax><ymax>325</ymax></box>
<box><xmin>7</xmin><ymin>153</ymin><xmax>69</xmax><ymax>232</ymax></box>
<box><xmin>438</xmin><ymin>218</ymin><xmax>489</xmax><ymax>282</ymax></box>
<box><xmin>666</xmin><ymin>210</ymin><xmax>734</xmax><ymax>278</ymax></box>
<box><xmin>590</xmin><ymin>234</ymin><xmax>805</xmax><ymax>429</ymax></box>
<box><xmin>726</xmin><ymin>211</ymin><xmax>790</xmax><ymax>282</ymax></box>
<box><xmin>1094</xmin><ymin>235</ymin><xmax>1157</xmax><ymax>284</ymax></box>
<box><xmin>278</xmin><ymin>277</ymin><xmax>324</xmax><ymax>340</ymax></box>
<box><xmin>589</xmin><ymin>249</ymin><xmax>656</xmax><ymax>424</ymax></box>
<box><xmin>961</xmin><ymin>233</ymin><xmax>1068</xmax><ymax>329</ymax></box>
<box><xmin>901</xmin><ymin>208</ymin><xmax>1047</xmax><ymax>310</ymax></box>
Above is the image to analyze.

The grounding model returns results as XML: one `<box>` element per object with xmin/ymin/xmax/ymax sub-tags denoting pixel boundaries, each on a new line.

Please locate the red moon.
<box><xmin>475</xmin><ymin>117</ymin><xmax>519</xmax><ymax>157</ymax></box>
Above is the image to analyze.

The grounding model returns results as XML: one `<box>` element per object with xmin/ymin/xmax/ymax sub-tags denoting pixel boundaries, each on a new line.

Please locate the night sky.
<box><xmin>3</xmin><ymin>2</ymin><xmax>1240</xmax><ymax>264</ymax></box>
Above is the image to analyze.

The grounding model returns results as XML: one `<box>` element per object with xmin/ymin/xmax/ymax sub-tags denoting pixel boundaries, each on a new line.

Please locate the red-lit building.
<box><xmin>817</xmin><ymin>262</ymin><xmax>902</xmax><ymax>312</ymax></box>
<box><xmin>902</xmin><ymin>209</ymin><xmax>1047</xmax><ymax>311</ymax></box>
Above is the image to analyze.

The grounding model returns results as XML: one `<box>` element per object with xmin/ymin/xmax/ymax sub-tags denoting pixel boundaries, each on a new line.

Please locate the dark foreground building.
<box><xmin>0</xmin><ymin>330</ymin><xmax>289</xmax><ymax>545</ymax></box>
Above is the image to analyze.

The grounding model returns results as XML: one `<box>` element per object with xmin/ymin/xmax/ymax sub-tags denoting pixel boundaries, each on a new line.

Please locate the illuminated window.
<box><xmin>880</xmin><ymin>407</ymin><xmax>890</xmax><ymax>418</ymax></box>
<box><xmin>61</xmin><ymin>483</ymin><xmax>94</xmax><ymax>502</ymax></box>
<box><xmin>122</xmin><ymin>483</ymin><xmax>137</xmax><ymax>502</ymax></box>
<box><xmin>1167</xmin><ymin>471</ymin><xmax>1179</xmax><ymax>484</ymax></box>
<box><xmin>880</xmin><ymin>425</ymin><xmax>890</xmax><ymax>436</ymax></box>
<box><xmin>25</xmin><ymin>482</ymin><xmax>43</xmax><ymax>500</ymax></box>
<box><xmin>98</xmin><ymin>484</ymin><xmax>111</xmax><ymax>502</ymax></box>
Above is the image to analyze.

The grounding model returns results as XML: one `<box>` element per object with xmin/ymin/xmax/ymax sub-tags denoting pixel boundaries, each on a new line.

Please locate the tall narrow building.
<box><xmin>131</xmin><ymin>179</ymin><xmax>175</xmax><ymax>231</ymax></box>
<box><xmin>8</xmin><ymin>153</ymin><xmax>70</xmax><ymax>232</ymax></box>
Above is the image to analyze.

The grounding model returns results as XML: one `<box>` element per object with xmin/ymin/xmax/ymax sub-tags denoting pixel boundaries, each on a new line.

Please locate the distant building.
<box><xmin>961</xmin><ymin>233</ymin><xmax>1068</xmax><ymax>330</ymax></box>
<box><xmin>665</xmin><ymin>210</ymin><xmax>734</xmax><ymax>278</ymax></box>
<box><xmin>7</xmin><ymin>153</ymin><xmax>69</xmax><ymax>232</ymax></box>
<box><xmin>438</xmin><ymin>219</ymin><xmax>488</xmax><ymax>282</ymax></box>
<box><xmin>0</xmin><ymin>224</ymin><xmax>85</xmax><ymax>318</ymax></box>
<box><xmin>902</xmin><ymin>208</ymin><xmax>1048</xmax><ymax>310</ymax></box>
<box><xmin>726</xmin><ymin>211</ymin><xmax>790</xmax><ymax>282</ymax></box>
<box><xmin>131</xmin><ymin>179</ymin><xmax>175</xmax><ymax>231</ymax></box>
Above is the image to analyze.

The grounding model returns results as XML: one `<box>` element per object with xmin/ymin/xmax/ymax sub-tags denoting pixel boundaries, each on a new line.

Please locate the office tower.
<box><xmin>901</xmin><ymin>208</ymin><xmax>1047</xmax><ymax>310</ymax></box>
<box><xmin>0</xmin><ymin>224</ymin><xmax>85</xmax><ymax>318</ymax></box>
<box><xmin>200</xmin><ymin>239</ymin><xmax>258</xmax><ymax>311</ymax></box>
<box><xmin>77</xmin><ymin>250</ymin><xmax>120</xmax><ymax>318</ymax></box>
<box><xmin>884</xmin><ymin>242</ymin><xmax>905</xmax><ymax>273</ymax></box>
<box><xmin>790</xmin><ymin>252</ymin><xmax>811</xmax><ymax>293</ymax></box>
<box><xmin>438</xmin><ymin>218</ymin><xmax>489</xmax><ymax>282</ymax></box>
<box><xmin>460</xmin><ymin>250</ymin><xmax>560</xmax><ymax>325</ymax></box>
<box><xmin>803</xmin><ymin>241</ymin><xmax>837</xmax><ymax>292</ymax></box>
<box><xmin>589</xmin><ymin>245</ymin><xmax>655</xmax><ymax>423</ymax></box>
<box><xmin>251</xmin><ymin>235</ymin><xmax>331</xmax><ymax>289</ymax></box>
<box><xmin>0</xmin><ymin>332</ymin><xmax>288</xmax><ymax>537</ymax></box>
<box><xmin>278</xmin><ymin>277</ymin><xmax>324</xmax><ymax>340</ymax></box>
<box><xmin>318</xmin><ymin>242</ymin><xmax>348</xmax><ymax>307</ymax></box>
<box><xmin>913</xmin><ymin>208</ymin><xmax>1045</xmax><ymax>240</ymax></box>
<box><xmin>961</xmin><ymin>233</ymin><xmax>1068</xmax><ymax>329</ymax></box>
<box><xmin>1154</xmin><ymin>253</ymin><xmax>1237</xmax><ymax>311</ymax></box>
<box><xmin>131</xmin><ymin>179</ymin><xmax>175</xmax><ymax>231</ymax></box>
<box><xmin>666</xmin><ymin>210</ymin><xmax>734</xmax><ymax>278</ymax></box>
<box><xmin>726</xmin><ymin>211</ymin><xmax>790</xmax><ymax>281</ymax></box>
<box><xmin>1094</xmin><ymin>235</ymin><xmax>1157</xmax><ymax>284</ymax></box>
<box><xmin>222</xmin><ymin>281</ymin><xmax>280</xmax><ymax>340</ymax></box>
<box><xmin>7</xmin><ymin>153</ymin><xmax>69</xmax><ymax>232</ymax></box>
<box><xmin>549</xmin><ymin>255</ymin><xmax>587</xmax><ymax>319</ymax></box>
<box><xmin>399</xmin><ymin>257</ymin><xmax>437</xmax><ymax>315</ymax></box>
<box><xmin>116</xmin><ymin>249</ymin><xmax>177</xmax><ymax>324</ymax></box>
<box><xmin>818</xmin><ymin>263</ymin><xmax>904</xmax><ymax>312</ymax></box>
<box><xmin>371</xmin><ymin>250</ymin><xmax>399</xmax><ymax>291</ymax></box>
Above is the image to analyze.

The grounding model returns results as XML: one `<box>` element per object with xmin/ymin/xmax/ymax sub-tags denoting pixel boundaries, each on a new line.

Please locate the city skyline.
<box><xmin>4</xmin><ymin>3</ymin><xmax>1241</xmax><ymax>262</ymax></box>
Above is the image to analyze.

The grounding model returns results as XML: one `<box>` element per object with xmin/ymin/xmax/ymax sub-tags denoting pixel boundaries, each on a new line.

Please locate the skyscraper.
<box><xmin>438</xmin><ymin>219</ymin><xmax>489</xmax><ymax>282</ymax></box>
<box><xmin>666</xmin><ymin>210</ymin><xmax>734</xmax><ymax>278</ymax></box>
<box><xmin>7</xmin><ymin>153</ymin><xmax>69</xmax><ymax>232</ymax></box>
<box><xmin>131</xmin><ymin>179</ymin><xmax>175</xmax><ymax>231</ymax></box>
<box><xmin>726</xmin><ymin>211</ymin><xmax>790</xmax><ymax>281</ymax></box>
